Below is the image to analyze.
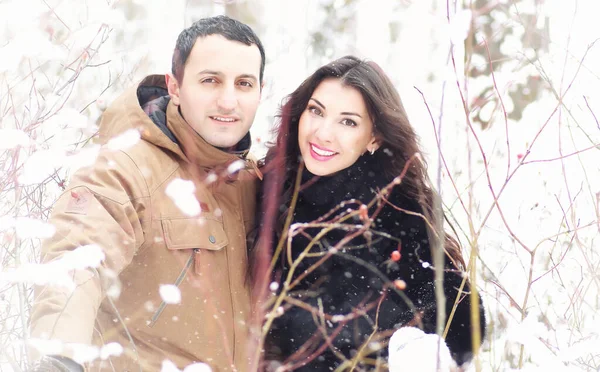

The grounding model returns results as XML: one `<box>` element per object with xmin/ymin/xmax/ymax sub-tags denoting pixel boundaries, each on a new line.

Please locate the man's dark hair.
<box><xmin>171</xmin><ymin>15</ymin><xmax>266</xmax><ymax>85</ymax></box>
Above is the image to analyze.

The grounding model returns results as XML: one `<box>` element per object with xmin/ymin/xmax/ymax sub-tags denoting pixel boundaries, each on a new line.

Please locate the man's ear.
<box><xmin>260</xmin><ymin>81</ymin><xmax>265</xmax><ymax>98</ymax></box>
<box><xmin>165</xmin><ymin>73</ymin><xmax>180</xmax><ymax>106</ymax></box>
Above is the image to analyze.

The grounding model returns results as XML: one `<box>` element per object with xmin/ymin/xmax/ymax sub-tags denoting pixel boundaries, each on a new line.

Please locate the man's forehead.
<box><xmin>186</xmin><ymin>35</ymin><xmax>261</xmax><ymax>77</ymax></box>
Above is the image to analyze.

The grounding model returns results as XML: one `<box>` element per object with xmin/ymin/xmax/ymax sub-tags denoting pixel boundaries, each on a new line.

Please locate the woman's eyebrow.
<box><xmin>309</xmin><ymin>98</ymin><xmax>326</xmax><ymax>109</ymax></box>
<box><xmin>340</xmin><ymin>112</ymin><xmax>362</xmax><ymax>118</ymax></box>
<box><xmin>309</xmin><ymin>98</ymin><xmax>362</xmax><ymax>118</ymax></box>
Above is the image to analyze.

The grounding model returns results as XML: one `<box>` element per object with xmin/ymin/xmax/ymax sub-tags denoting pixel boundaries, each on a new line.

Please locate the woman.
<box><xmin>253</xmin><ymin>56</ymin><xmax>485</xmax><ymax>371</ymax></box>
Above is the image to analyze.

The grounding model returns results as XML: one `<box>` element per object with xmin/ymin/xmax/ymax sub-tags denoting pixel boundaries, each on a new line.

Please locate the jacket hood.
<box><xmin>98</xmin><ymin>75</ymin><xmax>182</xmax><ymax>156</ymax></box>
<box><xmin>97</xmin><ymin>75</ymin><xmax>252</xmax><ymax>167</ymax></box>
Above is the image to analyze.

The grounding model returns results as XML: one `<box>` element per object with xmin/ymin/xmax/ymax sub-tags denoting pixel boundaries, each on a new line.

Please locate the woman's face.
<box><xmin>298</xmin><ymin>78</ymin><xmax>379</xmax><ymax>176</ymax></box>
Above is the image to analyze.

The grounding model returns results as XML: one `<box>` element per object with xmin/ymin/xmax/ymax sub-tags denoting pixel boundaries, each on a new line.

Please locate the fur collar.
<box><xmin>298</xmin><ymin>153</ymin><xmax>392</xmax><ymax>209</ymax></box>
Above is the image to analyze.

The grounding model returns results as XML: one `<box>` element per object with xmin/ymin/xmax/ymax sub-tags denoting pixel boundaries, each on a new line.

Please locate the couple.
<box><xmin>28</xmin><ymin>15</ymin><xmax>484</xmax><ymax>372</ymax></box>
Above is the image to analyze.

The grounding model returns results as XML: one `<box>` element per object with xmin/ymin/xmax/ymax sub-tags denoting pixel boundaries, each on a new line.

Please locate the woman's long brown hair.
<box><xmin>247</xmin><ymin>56</ymin><xmax>467</xmax><ymax>369</ymax></box>
<box><xmin>252</xmin><ymin>55</ymin><xmax>465</xmax><ymax>282</ymax></box>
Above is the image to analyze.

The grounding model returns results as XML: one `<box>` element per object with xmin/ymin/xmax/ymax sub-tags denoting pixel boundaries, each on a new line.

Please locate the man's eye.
<box><xmin>202</xmin><ymin>78</ymin><xmax>217</xmax><ymax>84</ymax></box>
<box><xmin>239</xmin><ymin>81</ymin><xmax>253</xmax><ymax>88</ymax></box>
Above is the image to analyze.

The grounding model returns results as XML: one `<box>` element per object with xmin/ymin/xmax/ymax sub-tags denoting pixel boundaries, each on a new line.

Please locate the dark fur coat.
<box><xmin>262</xmin><ymin>154</ymin><xmax>485</xmax><ymax>371</ymax></box>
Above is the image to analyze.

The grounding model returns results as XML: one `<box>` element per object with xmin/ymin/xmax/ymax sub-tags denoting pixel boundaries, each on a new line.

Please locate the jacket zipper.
<box><xmin>148</xmin><ymin>250</ymin><xmax>196</xmax><ymax>327</ymax></box>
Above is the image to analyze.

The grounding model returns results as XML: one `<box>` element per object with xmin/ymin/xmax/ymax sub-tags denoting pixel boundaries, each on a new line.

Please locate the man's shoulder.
<box><xmin>110</xmin><ymin>138</ymin><xmax>180</xmax><ymax>190</ymax></box>
<box><xmin>69</xmin><ymin>140</ymin><xmax>179</xmax><ymax>202</ymax></box>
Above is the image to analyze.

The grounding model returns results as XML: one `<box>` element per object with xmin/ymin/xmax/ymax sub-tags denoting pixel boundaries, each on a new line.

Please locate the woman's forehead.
<box><xmin>311</xmin><ymin>79</ymin><xmax>368</xmax><ymax>115</ymax></box>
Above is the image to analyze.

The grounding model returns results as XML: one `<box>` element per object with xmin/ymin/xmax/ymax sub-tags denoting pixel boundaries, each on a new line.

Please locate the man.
<box><xmin>29</xmin><ymin>15</ymin><xmax>265</xmax><ymax>371</ymax></box>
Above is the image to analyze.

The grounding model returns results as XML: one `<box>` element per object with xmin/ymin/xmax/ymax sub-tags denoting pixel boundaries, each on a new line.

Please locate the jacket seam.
<box><xmin>117</xmin><ymin>149</ymin><xmax>152</xmax><ymax>199</ymax></box>
<box><xmin>115</xmin><ymin>148</ymin><xmax>153</xmax><ymax>254</ymax></box>
<box><xmin>148</xmin><ymin>160</ymin><xmax>181</xmax><ymax>196</ymax></box>
<box><xmin>224</xmin><ymin>232</ymin><xmax>236</xmax><ymax>364</ymax></box>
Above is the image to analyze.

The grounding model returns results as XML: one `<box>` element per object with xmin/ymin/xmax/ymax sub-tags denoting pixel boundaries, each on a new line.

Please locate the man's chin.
<box><xmin>204</xmin><ymin>136</ymin><xmax>244</xmax><ymax>149</ymax></box>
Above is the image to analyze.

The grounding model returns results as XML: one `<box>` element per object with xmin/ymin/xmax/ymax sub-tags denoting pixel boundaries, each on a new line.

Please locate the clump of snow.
<box><xmin>28</xmin><ymin>338</ymin><xmax>64</xmax><ymax>356</ymax></box>
<box><xmin>1</xmin><ymin>263</ymin><xmax>74</xmax><ymax>290</ymax></box>
<box><xmin>161</xmin><ymin>360</ymin><xmax>181</xmax><ymax>372</ymax></box>
<box><xmin>183</xmin><ymin>363</ymin><xmax>212</xmax><ymax>372</ymax></box>
<box><xmin>100</xmin><ymin>342</ymin><xmax>123</xmax><ymax>360</ymax></box>
<box><xmin>70</xmin><ymin>343</ymin><xmax>100</xmax><ymax>364</ymax></box>
<box><xmin>103</xmin><ymin>268</ymin><xmax>121</xmax><ymax>299</ymax></box>
<box><xmin>60</xmin><ymin>244</ymin><xmax>105</xmax><ymax>271</ymax></box>
<box><xmin>18</xmin><ymin>149</ymin><xmax>66</xmax><ymax>185</ymax></box>
<box><xmin>15</xmin><ymin>217</ymin><xmax>56</xmax><ymax>239</ymax></box>
<box><xmin>331</xmin><ymin>315</ymin><xmax>345</xmax><ymax>323</ymax></box>
<box><xmin>448</xmin><ymin>9</ymin><xmax>473</xmax><ymax>45</ymax></box>
<box><xmin>65</xmin><ymin>145</ymin><xmax>101</xmax><ymax>174</ymax></box>
<box><xmin>226</xmin><ymin>159</ymin><xmax>245</xmax><ymax>175</ymax></box>
<box><xmin>0</xmin><ymin>217</ymin><xmax>56</xmax><ymax>239</ymax></box>
<box><xmin>161</xmin><ymin>360</ymin><xmax>211</xmax><ymax>372</ymax></box>
<box><xmin>165</xmin><ymin>178</ymin><xmax>201</xmax><ymax>216</ymax></box>
<box><xmin>0</xmin><ymin>245</ymin><xmax>105</xmax><ymax>290</ymax></box>
<box><xmin>388</xmin><ymin>327</ymin><xmax>456</xmax><ymax>372</ymax></box>
<box><xmin>43</xmin><ymin>108</ymin><xmax>89</xmax><ymax>130</ymax></box>
<box><xmin>205</xmin><ymin>172</ymin><xmax>218</xmax><ymax>184</ymax></box>
<box><xmin>0</xmin><ymin>129</ymin><xmax>30</xmax><ymax>149</ymax></box>
<box><xmin>29</xmin><ymin>335</ymin><xmax>120</xmax><ymax>364</ymax></box>
<box><xmin>106</xmin><ymin>129</ymin><xmax>141</xmax><ymax>151</ymax></box>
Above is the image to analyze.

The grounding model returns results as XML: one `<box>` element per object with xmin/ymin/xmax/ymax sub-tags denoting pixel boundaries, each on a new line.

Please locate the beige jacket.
<box><xmin>30</xmin><ymin>75</ymin><xmax>260</xmax><ymax>371</ymax></box>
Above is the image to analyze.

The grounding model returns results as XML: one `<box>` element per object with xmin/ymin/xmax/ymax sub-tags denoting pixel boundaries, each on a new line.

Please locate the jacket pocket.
<box><xmin>148</xmin><ymin>217</ymin><xmax>229</xmax><ymax>327</ymax></box>
<box><xmin>161</xmin><ymin>216</ymin><xmax>229</xmax><ymax>250</ymax></box>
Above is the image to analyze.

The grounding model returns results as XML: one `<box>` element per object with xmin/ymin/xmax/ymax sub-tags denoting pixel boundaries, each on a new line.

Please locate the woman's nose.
<box><xmin>313</xmin><ymin>120</ymin><xmax>334</xmax><ymax>143</ymax></box>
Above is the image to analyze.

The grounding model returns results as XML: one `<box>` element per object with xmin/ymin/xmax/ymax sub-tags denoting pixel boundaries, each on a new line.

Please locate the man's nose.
<box><xmin>217</xmin><ymin>86</ymin><xmax>237</xmax><ymax>112</ymax></box>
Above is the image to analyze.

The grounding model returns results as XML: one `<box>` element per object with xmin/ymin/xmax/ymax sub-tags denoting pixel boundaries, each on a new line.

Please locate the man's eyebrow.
<box><xmin>238</xmin><ymin>73</ymin><xmax>258</xmax><ymax>81</ymax></box>
<box><xmin>197</xmin><ymin>70</ymin><xmax>222</xmax><ymax>76</ymax></box>
<box><xmin>196</xmin><ymin>71</ymin><xmax>258</xmax><ymax>81</ymax></box>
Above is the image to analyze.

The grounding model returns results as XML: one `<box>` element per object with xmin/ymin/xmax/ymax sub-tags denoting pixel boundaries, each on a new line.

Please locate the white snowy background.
<box><xmin>1</xmin><ymin>0</ymin><xmax>599</xmax><ymax>371</ymax></box>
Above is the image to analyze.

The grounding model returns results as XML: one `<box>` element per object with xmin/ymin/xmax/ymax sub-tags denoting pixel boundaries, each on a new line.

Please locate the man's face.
<box><xmin>167</xmin><ymin>35</ymin><xmax>263</xmax><ymax>148</ymax></box>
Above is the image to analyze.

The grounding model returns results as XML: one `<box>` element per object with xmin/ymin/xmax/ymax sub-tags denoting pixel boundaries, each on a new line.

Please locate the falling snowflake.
<box><xmin>70</xmin><ymin>343</ymin><xmax>100</xmax><ymax>364</ymax></box>
<box><xmin>28</xmin><ymin>338</ymin><xmax>64</xmax><ymax>356</ymax></box>
<box><xmin>100</xmin><ymin>342</ymin><xmax>123</xmax><ymax>360</ymax></box>
<box><xmin>161</xmin><ymin>360</ymin><xmax>181</xmax><ymax>372</ymax></box>
<box><xmin>183</xmin><ymin>363</ymin><xmax>212</xmax><ymax>372</ymax></box>
<box><xmin>226</xmin><ymin>159</ymin><xmax>245</xmax><ymax>175</ymax></box>
<box><xmin>60</xmin><ymin>245</ymin><xmax>105</xmax><ymax>271</ymax></box>
<box><xmin>65</xmin><ymin>145</ymin><xmax>101</xmax><ymax>174</ymax></box>
<box><xmin>106</xmin><ymin>129</ymin><xmax>141</xmax><ymax>151</ymax></box>
<box><xmin>160</xmin><ymin>360</ymin><xmax>211</xmax><ymax>372</ymax></box>
<box><xmin>159</xmin><ymin>284</ymin><xmax>181</xmax><ymax>304</ymax></box>
<box><xmin>165</xmin><ymin>178</ymin><xmax>201</xmax><ymax>216</ymax></box>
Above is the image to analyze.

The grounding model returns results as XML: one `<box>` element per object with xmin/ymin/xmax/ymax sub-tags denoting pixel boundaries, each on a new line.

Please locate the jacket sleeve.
<box><xmin>29</xmin><ymin>149</ymin><xmax>149</xmax><ymax>360</ymax></box>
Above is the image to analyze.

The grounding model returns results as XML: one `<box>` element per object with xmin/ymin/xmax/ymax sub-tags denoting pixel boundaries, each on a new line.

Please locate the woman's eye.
<box><xmin>341</xmin><ymin>118</ymin><xmax>357</xmax><ymax>127</ymax></box>
<box><xmin>308</xmin><ymin>106</ymin><xmax>323</xmax><ymax>116</ymax></box>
